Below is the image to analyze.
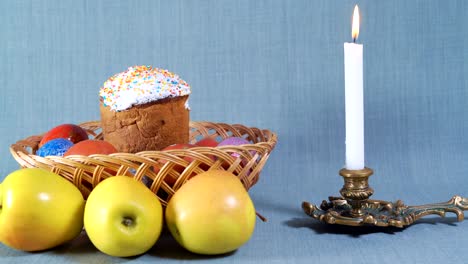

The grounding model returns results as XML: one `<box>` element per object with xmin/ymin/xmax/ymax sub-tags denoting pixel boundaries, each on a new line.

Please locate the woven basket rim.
<box><xmin>10</xmin><ymin>120</ymin><xmax>278</xmax><ymax>158</ymax></box>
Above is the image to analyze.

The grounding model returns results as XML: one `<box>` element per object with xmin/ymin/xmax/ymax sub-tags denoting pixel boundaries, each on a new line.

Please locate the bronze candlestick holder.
<box><xmin>302</xmin><ymin>167</ymin><xmax>468</xmax><ymax>227</ymax></box>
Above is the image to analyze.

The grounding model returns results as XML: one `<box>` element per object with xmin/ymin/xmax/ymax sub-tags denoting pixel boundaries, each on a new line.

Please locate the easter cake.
<box><xmin>99</xmin><ymin>65</ymin><xmax>191</xmax><ymax>153</ymax></box>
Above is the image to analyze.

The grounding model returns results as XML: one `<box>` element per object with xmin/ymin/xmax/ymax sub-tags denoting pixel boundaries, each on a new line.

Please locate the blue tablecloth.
<box><xmin>1</xmin><ymin>0</ymin><xmax>467</xmax><ymax>263</ymax></box>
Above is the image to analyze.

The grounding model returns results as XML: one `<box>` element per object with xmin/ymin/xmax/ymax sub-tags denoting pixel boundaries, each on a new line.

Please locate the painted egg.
<box><xmin>218</xmin><ymin>137</ymin><xmax>252</xmax><ymax>158</ymax></box>
<box><xmin>161</xmin><ymin>143</ymin><xmax>198</xmax><ymax>163</ymax></box>
<box><xmin>64</xmin><ymin>140</ymin><xmax>118</xmax><ymax>157</ymax></box>
<box><xmin>218</xmin><ymin>137</ymin><xmax>254</xmax><ymax>176</ymax></box>
<box><xmin>39</xmin><ymin>124</ymin><xmax>89</xmax><ymax>148</ymax></box>
<box><xmin>36</xmin><ymin>138</ymin><xmax>74</xmax><ymax>157</ymax></box>
<box><xmin>195</xmin><ymin>137</ymin><xmax>219</xmax><ymax>148</ymax></box>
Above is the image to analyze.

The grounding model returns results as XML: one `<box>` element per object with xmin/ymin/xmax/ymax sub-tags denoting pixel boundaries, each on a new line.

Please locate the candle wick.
<box><xmin>353</xmin><ymin>37</ymin><xmax>356</xmax><ymax>43</ymax></box>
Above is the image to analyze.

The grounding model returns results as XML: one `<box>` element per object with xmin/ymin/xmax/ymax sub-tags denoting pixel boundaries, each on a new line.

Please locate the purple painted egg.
<box><xmin>218</xmin><ymin>137</ymin><xmax>250</xmax><ymax>147</ymax></box>
<box><xmin>218</xmin><ymin>137</ymin><xmax>255</xmax><ymax>176</ymax></box>
<box><xmin>218</xmin><ymin>137</ymin><xmax>254</xmax><ymax>158</ymax></box>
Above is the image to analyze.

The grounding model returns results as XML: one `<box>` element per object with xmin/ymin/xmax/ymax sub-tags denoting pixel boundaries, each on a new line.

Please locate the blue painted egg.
<box><xmin>36</xmin><ymin>138</ymin><xmax>74</xmax><ymax>157</ymax></box>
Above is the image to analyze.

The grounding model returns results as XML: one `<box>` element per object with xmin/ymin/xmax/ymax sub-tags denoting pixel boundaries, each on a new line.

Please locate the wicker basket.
<box><xmin>10</xmin><ymin>121</ymin><xmax>277</xmax><ymax>206</ymax></box>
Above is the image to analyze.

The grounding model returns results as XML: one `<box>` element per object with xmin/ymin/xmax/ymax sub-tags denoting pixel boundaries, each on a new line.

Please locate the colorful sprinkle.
<box><xmin>99</xmin><ymin>65</ymin><xmax>191</xmax><ymax>111</ymax></box>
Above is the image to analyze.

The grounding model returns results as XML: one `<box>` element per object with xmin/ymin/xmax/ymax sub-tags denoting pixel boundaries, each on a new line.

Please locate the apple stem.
<box><xmin>256</xmin><ymin>211</ymin><xmax>267</xmax><ymax>222</ymax></box>
<box><xmin>122</xmin><ymin>217</ymin><xmax>134</xmax><ymax>227</ymax></box>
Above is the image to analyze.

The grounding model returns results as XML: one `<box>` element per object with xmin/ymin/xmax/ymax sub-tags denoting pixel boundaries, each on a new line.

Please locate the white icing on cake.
<box><xmin>99</xmin><ymin>65</ymin><xmax>191</xmax><ymax>111</ymax></box>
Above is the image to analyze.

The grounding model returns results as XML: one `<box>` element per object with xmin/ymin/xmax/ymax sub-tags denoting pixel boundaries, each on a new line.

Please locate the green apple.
<box><xmin>165</xmin><ymin>170</ymin><xmax>256</xmax><ymax>255</ymax></box>
<box><xmin>0</xmin><ymin>168</ymin><xmax>85</xmax><ymax>251</ymax></box>
<box><xmin>84</xmin><ymin>176</ymin><xmax>163</xmax><ymax>257</ymax></box>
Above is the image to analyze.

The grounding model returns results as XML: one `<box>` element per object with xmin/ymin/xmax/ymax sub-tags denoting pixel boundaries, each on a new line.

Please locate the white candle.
<box><xmin>344</xmin><ymin>5</ymin><xmax>364</xmax><ymax>170</ymax></box>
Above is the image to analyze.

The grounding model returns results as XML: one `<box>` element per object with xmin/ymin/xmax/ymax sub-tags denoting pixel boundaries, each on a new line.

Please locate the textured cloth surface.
<box><xmin>0</xmin><ymin>0</ymin><xmax>467</xmax><ymax>263</ymax></box>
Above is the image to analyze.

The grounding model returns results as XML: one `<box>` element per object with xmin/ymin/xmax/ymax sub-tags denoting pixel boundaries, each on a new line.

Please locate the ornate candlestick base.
<box><xmin>302</xmin><ymin>168</ymin><xmax>468</xmax><ymax>228</ymax></box>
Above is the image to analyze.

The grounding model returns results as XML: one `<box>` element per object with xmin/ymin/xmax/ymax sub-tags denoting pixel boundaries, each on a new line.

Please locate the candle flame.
<box><xmin>352</xmin><ymin>5</ymin><xmax>360</xmax><ymax>41</ymax></box>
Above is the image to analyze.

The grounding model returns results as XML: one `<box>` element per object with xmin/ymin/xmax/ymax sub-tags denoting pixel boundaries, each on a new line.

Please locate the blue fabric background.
<box><xmin>1</xmin><ymin>0</ymin><xmax>467</xmax><ymax>263</ymax></box>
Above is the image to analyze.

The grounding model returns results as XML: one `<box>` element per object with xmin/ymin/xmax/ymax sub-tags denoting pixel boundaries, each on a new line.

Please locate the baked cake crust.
<box><xmin>100</xmin><ymin>95</ymin><xmax>189</xmax><ymax>153</ymax></box>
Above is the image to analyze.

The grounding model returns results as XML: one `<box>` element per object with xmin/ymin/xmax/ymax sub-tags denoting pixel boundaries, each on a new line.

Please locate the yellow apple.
<box><xmin>165</xmin><ymin>170</ymin><xmax>256</xmax><ymax>255</ymax></box>
<box><xmin>0</xmin><ymin>168</ymin><xmax>85</xmax><ymax>251</ymax></box>
<box><xmin>84</xmin><ymin>176</ymin><xmax>163</xmax><ymax>257</ymax></box>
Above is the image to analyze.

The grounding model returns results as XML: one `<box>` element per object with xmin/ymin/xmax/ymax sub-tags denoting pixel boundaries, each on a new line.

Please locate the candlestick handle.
<box><xmin>401</xmin><ymin>195</ymin><xmax>468</xmax><ymax>224</ymax></box>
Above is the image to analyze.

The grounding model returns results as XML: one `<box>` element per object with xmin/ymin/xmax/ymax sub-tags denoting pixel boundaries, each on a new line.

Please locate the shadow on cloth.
<box><xmin>54</xmin><ymin>229</ymin><xmax>234</xmax><ymax>261</ymax></box>
<box><xmin>283</xmin><ymin>216</ymin><xmax>460</xmax><ymax>237</ymax></box>
<box><xmin>250</xmin><ymin>193</ymin><xmax>305</xmax><ymax>221</ymax></box>
<box><xmin>146</xmin><ymin>229</ymin><xmax>236</xmax><ymax>260</ymax></box>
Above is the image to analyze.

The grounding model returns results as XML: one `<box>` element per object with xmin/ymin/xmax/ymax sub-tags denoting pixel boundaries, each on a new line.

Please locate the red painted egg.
<box><xmin>39</xmin><ymin>124</ymin><xmax>89</xmax><ymax>148</ymax></box>
<box><xmin>155</xmin><ymin>143</ymin><xmax>198</xmax><ymax>186</ymax></box>
<box><xmin>195</xmin><ymin>137</ymin><xmax>219</xmax><ymax>148</ymax></box>
<box><xmin>63</xmin><ymin>140</ymin><xmax>118</xmax><ymax>157</ymax></box>
<box><xmin>161</xmin><ymin>143</ymin><xmax>198</xmax><ymax>163</ymax></box>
